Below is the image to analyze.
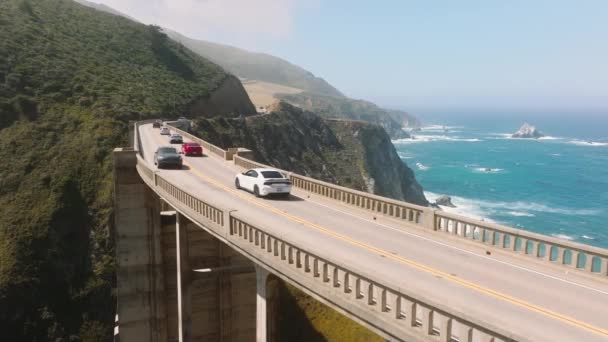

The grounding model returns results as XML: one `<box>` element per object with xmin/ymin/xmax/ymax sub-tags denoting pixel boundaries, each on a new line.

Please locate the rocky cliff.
<box><xmin>192</xmin><ymin>102</ymin><xmax>428</xmax><ymax>205</ymax></box>
<box><xmin>277</xmin><ymin>92</ymin><xmax>419</xmax><ymax>139</ymax></box>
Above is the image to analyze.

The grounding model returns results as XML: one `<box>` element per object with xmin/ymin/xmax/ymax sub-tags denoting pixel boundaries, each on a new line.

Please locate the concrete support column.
<box><xmin>256</xmin><ymin>265</ymin><xmax>270</xmax><ymax>342</ymax></box>
<box><xmin>176</xmin><ymin>213</ymin><xmax>192</xmax><ymax>342</ymax></box>
<box><xmin>113</xmin><ymin>148</ymin><xmax>167</xmax><ymax>342</ymax></box>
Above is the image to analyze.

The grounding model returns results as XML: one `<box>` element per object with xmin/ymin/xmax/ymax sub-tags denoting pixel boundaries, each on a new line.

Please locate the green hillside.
<box><xmin>0</xmin><ymin>0</ymin><xmax>253</xmax><ymax>340</ymax></box>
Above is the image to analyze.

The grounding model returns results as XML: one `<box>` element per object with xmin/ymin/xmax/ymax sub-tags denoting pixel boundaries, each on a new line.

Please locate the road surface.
<box><xmin>139</xmin><ymin>123</ymin><xmax>608</xmax><ymax>341</ymax></box>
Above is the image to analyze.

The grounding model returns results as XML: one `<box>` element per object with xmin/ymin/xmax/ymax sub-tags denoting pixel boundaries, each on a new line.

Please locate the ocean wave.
<box><xmin>569</xmin><ymin>140</ymin><xmax>608</xmax><ymax>147</ymax></box>
<box><xmin>397</xmin><ymin>152</ymin><xmax>414</xmax><ymax>159</ymax></box>
<box><xmin>473</xmin><ymin>167</ymin><xmax>504</xmax><ymax>173</ymax></box>
<box><xmin>420</xmin><ymin>124</ymin><xmax>464</xmax><ymax>132</ymax></box>
<box><xmin>393</xmin><ymin>135</ymin><xmax>482</xmax><ymax>144</ymax></box>
<box><xmin>416</xmin><ymin>162</ymin><xmax>430</xmax><ymax>171</ymax></box>
<box><xmin>424</xmin><ymin>191</ymin><xmax>602</xmax><ymax>224</ymax></box>
<box><xmin>508</xmin><ymin>211</ymin><xmax>536</xmax><ymax>217</ymax></box>
<box><xmin>582</xmin><ymin>235</ymin><xmax>595</xmax><ymax>240</ymax></box>
<box><xmin>425</xmin><ymin>191</ymin><xmax>495</xmax><ymax>222</ymax></box>
<box><xmin>551</xmin><ymin>233</ymin><xmax>575</xmax><ymax>241</ymax></box>
<box><xmin>488</xmin><ymin>133</ymin><xmax>563</xmax><ymax>141</ymax></box>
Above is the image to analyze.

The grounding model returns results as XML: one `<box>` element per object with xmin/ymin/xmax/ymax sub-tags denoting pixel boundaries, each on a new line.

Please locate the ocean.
<box><xmin>393</xmin><ymin>112</ymin><xmax>608</xmax><ymax>248</ymax></box>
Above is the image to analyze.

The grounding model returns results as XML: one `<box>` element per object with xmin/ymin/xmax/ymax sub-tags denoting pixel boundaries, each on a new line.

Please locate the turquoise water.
<box><xmin>393</xmin><ymin>113</ymin><xmax>608</xmax><ymax>248</ymax></box>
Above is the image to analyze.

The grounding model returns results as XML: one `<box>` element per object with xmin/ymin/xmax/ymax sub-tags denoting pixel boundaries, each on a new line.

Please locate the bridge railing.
<box><xmin>233</xmin><ymin>155</ymin><xmax>427</xmax><ymax>227</ymax></box>
<box><xmin>290</xmin><ymin>174</ymin><xmax>427</xmax><ymax>226</ymax></box>
<box><xmin>228</xmin><ymin>213</ymin><xmax>526</xmax><ymax>342</ymax></box>
<box><xmin>136</xmin><ymin>154</ymin><xmax>225</xmax><ymax>227</ymax></box>
<box><xmin>133</xmin><ymin>151</ymin><xmax>528</xmax><ymax>341</ymax></box>
<box><xmin>435</xmin><ymin>211</ymin><xmax>608</xmax><ymax>275</ymax></box>
<box><xmin>165</xmin><ymin>123</ymin><xmax>228</xmax><ymax>159</ymax></box>
<box><xmin>233</xmin><ymin>155</ymin><xmax>270</xmax><ymax>170</ymax></box>
<box><xmin>137</xmin><ymin>121</ymin><xmax>608</xmax><ymax>278</ymax></box>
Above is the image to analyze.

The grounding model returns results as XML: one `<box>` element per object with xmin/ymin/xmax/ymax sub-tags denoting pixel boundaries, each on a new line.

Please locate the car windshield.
<box><xmin>261</xmin><ymin>171</ymin><xmax>284</xmax><ymax>179</ymax></box>
<box><xmin>186</xmin><ymin>143</ymin><xmax>199</xmax><ymax>147</ymax></box>
<box><xmin>158</xmin><ymin>147</ymin><xmax>177</xmax><ymax>154</ymax></box>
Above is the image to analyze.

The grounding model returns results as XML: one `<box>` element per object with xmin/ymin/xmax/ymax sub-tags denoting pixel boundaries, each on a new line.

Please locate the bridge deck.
<box><xmin>139</xmin><ymin>123</ymin><xmax>608</xmax><ymax>341</ymax></box>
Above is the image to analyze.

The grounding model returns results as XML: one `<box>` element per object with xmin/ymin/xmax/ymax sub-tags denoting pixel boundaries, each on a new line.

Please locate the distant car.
<box><xmin>154</xmin><ymin>146</ymin><xmax>182</xmax><ymax>169</ymax></box>
<box><xmin>152</xmin><ymin>120</ymin><xmax>162</xmax><ymax>128</ymax></box>
<box><xmin>169</xmin><ymin>134</ymin><xmax>183</xmax><ymax>144</ymax></box>
<box><xmin>177</xmin><ymin>117</ymin><xmax>188</xmax><ymax>122</ymax></box>
<box><xmin>160</xmin><ymin>127</ymin><xmax>170</xmax><ymax>135</ymax></box>
<box><xmin>235</xmin><ymin>168</ymin><xmax>292</xmax><ymax>198</ymax></box>
<box><xmin>181</xmin><ymin>142</ymin><xmax>203</xmax><ymax>156</ymax></box>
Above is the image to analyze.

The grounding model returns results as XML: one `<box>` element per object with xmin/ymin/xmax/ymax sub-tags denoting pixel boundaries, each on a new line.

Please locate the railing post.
<box><xmin>441</xmin><ymin>317</ymin><xmax>453</xmax><ymax>342</ymax></box>
<box><xmin>421</xmin><ymin>209</ymin><xmax>437</xmax><ymax>230</ymax></box>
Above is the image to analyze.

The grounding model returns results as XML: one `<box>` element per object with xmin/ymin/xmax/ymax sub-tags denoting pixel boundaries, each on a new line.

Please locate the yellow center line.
<box><xmin>182</xmin><ymin>159</ymin><xmax>608</xmax><ymax>336</ymax></box>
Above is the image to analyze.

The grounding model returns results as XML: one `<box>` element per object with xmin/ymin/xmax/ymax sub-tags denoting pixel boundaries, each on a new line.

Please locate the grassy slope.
<box><xmin>0</xmin><ymin>0</ymin><xmax>234</xmax><ymax>340</ymax></box>
<box><xmin>165</xmin><ymin>29</ymin><xmax>344</xmax><ymax>98</ymax></box>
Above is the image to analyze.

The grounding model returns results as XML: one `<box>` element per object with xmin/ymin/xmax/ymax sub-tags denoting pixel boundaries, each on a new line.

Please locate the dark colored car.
<box><xmin>169</xmin><ymin>134</ymin><xmax>183</xmax><ymax>144</ymax></box>
<box><xmin>154</xmin><ymin>146</ymin><xmax>182</xmax><ymax>169</ymax></box>
<box><xmin>152</xmin><ymin>120</ymin><xmax>162</xmax><ymax>128</ymax></box>
<box><xmin>181</xmin><ymin>142</ymin><xmax>203</xmax><ymax>156</ymax></box>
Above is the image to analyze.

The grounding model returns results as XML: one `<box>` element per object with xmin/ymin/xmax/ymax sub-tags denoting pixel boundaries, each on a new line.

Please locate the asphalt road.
<box><xmin>140</xmin><ymin>123</ymin><xmax>608</xmax><ymax>341</ymax></box>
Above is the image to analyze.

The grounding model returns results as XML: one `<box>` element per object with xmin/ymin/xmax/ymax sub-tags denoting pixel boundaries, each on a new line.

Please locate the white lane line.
<box><xmin>301</xmin><ymin>194</ymin><xmax>608</xmax><ymax>296</ymax></box>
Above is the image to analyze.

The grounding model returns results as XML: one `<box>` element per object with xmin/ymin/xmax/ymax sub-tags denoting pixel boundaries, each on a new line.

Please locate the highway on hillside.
<box><xmin>139</xmin><ymin>123</ymin><xmax>608</xmax><ymax>341</ymax></box>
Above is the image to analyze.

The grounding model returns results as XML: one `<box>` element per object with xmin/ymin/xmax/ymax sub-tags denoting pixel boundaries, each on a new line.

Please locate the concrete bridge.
<box><xmin>112</xmin><ymin>120</ymin><xmax>608</xmax><ymax>342</ymax></box>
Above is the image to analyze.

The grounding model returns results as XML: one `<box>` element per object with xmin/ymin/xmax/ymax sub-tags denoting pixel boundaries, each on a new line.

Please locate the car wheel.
<box><xmin>235</xmin><ymin>178</ymin><xmax>241</xmax><ymax>190</ymax></box>
<box><xmin>254</xmin><ymin>185</ymin><xmax>261</xmax><ymax>198</ymax></box>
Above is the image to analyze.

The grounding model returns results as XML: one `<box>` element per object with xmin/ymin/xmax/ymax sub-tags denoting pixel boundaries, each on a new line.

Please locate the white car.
<box><xmin>160</xmin><ymin>127</ymin><xmax>170</xmax><ymax>135</ymax></box>
<box><xmin>235</xmin><ymin>168</ymin><xmax>292</xmax><ymax>198</ymax></box>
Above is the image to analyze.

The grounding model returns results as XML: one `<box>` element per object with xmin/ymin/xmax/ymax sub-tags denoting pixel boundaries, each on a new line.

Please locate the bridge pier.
<box><xmin>113</xmin><ymin>148</ymin><xmax>167</xmax><ymax>342</ymax></box>
<box><xmin>176</xmin><ymin>212</ymin><xmax>192</xmax><ymax>342</ymax></box>
<box><xmin>255</xmin><ymin>265</ymin><xmax>269</xmax><ymax>342</ymax></box>
<box><xmin>114</xmin><ymin>148</ymin><xmax>276</xmax><ymax>341</ymax></box>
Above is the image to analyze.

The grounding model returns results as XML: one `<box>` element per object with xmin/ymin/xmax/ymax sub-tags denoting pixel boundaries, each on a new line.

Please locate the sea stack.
<box><xmin>512</xmin><ymin>122</ymin><xmax>544</xmax><ymax>139</ymax></box>
<box><xmin>435</xmin><ymin>195</ymin><xmax>456</xmax><ymax>208</ymax></box>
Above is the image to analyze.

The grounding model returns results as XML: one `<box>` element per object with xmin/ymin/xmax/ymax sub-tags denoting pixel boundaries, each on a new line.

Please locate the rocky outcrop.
<box><xmin>277</xmin><ymin>92</ymin><xmax>415</xmax><ymax>139</ymax></box>
<box><xmin>435</xmin><ymin>195</ymin><xmax>456</xmax><ymax>208</ymax></box>
<box><xmin>512</xmin><ymin>123</ymin><xmax>544</xmax><ymax>139</ymax></box>
<box><xmin>192</xmin><ymin>102</ymin><xmax>428</xmax><ymax>206</ymax></box>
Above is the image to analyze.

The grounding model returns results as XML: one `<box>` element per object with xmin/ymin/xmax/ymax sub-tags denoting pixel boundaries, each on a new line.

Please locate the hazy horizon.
<box><xmin>89</xmin><ymin>0</ymin><xmax>608</xmax><ymax>113</ymax></box>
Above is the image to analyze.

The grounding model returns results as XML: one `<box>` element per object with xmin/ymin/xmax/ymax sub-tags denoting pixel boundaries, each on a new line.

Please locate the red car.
<box><xmin>181</xmin><ymin>142</ymin><xmax>203</xmax><ymax>156</ymax></box>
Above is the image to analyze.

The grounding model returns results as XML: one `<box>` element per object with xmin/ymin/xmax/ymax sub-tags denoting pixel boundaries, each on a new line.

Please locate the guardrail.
<box><xmin>137</xmin><ymin>121</ymin><xmax>608</xmax><ymax>278</ymax></box>
<box><xmin>165</xmin><ymin>122</ymin><xmax>227</xmax><ymax>159</ymax></box>
<box><xmin>132</xmin><ymin>151</ymin><xmax>528</xmax><ymax>342</ymax></box>
<box><xmin>435</xmin><ymin>211</ymin><xmax>608</xmax><ymax>275</ymax></box>
<box><xmin>234</xmin><ymin>155</ymin><xmax>272</xmax><ymax>171</ymax></box>
<box><xmin>136</xmin><ymin>155</ymin><xmax>224</xmax><ymax>227</ymax></box>
<box><xmin>228</xmin><ymin>214</ymin><xmax>526</xmax><ymax>342</ymax></box>
<box><xmin>290</xmin><ymin>174</ymin><xmax>427</xmax><ymax>226</ymax></box>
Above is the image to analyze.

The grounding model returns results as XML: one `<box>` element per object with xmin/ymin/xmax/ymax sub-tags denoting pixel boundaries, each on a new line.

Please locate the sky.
<box><xmin>91</xmin><ymin>0</ymin><xmax>608</xmax><ymax>114</ymax></box>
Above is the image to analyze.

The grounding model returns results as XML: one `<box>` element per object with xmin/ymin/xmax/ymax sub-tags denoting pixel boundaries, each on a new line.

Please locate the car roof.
<box><xmin>251</xmin><ymin>168</ymin><xmax>284</xmax><ymax>173</ymax></box>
